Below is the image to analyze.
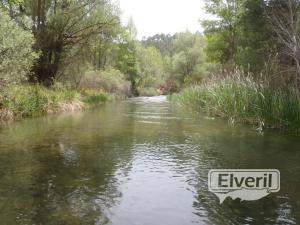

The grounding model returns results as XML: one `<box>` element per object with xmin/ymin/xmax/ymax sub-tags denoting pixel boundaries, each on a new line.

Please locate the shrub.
<box><xmin>80</xmin><ymin>68</ymin><xmax>131</xmax><ymax>96</ymax></box>
<box><xmin>0</xmin><ymin>9</ymin><xmax>38</xmax><ymax>88</ymax></box>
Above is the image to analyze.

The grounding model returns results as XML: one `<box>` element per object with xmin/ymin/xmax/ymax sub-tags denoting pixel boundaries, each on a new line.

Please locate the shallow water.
<box><xmin>0</xmin><ymin>96</ymin><xmax>299</xmax><ymax>225</ymax></box>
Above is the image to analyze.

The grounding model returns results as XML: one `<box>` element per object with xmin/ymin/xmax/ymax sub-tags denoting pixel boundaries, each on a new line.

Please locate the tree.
<box><xmin>1</xmin><ymin>0</ymin><xmax>120</xmax><ymax>85</ymax></box>
<box><xmin>127</xmin><ymin>16</ymin><xmax>137</xmax><ymax>40</ymax></box>
<box><xmin>115</xmin><ymin>20</ymin><xmax>139</xmax><ymax>95</ymax></box>
<box><xmin>0</xmin><ymin>8</ymin><xmax>38</xmax><ymax>89</ymax></box>
<box><xmin>267</xmin><ymin>0</ymin><xmax>300</xmax><ymax>87</ymax></box>
<box><xmin>171</xmin><ymin>32</ymin><xmax>205</xmax><ymax>84</ymax></box>
<box><xmin>202</xmin><ymin>0</ymin><xmax>272</xmax><ymax>74</ymax></box>
<box><xmin>136</xmin><ymin>45</ymin><xmax>165</xmax><ymax>94</ymax></box>
<box><xmin>139</xmin><ymin>31</ymin><xmax>207</xmax><ymax>92</ymax></box>
<box><xmin>202</xmin><ymin>0</ymin><xmax>243</xmax><ymax>64</ymax></box>
<box><xmin>141</xmin><ymin>33</ymin><xmax>175</xmax><ymax>56</ymax></box>
<box><xmin>236</xmin><ymin>0</ymin><xmax>273</xmax><ymax>73</ymax></box>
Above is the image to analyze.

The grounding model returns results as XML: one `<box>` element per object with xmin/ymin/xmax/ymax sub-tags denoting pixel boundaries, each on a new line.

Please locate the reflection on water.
<box><xmin>0</xmin><ymin>96</ymin><xmax>299</xmax><ymax>224</ymax></box>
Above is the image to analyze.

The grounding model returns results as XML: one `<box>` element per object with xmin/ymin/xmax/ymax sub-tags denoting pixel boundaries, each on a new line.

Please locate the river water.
<box><xmin>0</xmin><ymin>96</ymin><xmax>299</xmax><ymax>225</ymax></box>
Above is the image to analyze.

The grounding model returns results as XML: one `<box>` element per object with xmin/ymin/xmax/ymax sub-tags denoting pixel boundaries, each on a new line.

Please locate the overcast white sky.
<box><xmin>118</xmin><ymin>0</ymin><xmax>208</xmax><ymax>39</ymax></box>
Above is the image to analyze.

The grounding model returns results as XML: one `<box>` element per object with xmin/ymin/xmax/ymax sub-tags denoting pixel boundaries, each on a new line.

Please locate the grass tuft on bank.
<box><xmin>0</xmin><ymin>84</ymin><xmax>114</xmax><ymax>120</ymax></box>
<box><xmin>172</xmin><ymin>74</ymin><xmax>300</xmax><ymax>132</ymax></box>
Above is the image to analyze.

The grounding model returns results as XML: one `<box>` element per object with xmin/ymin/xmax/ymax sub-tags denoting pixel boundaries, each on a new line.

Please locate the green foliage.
<box><xmin>80</xmin><ymin>68</ymin><xmax>131</xmax><ymax>96</ymax></box>
<box><xmin>171</xmin><ymin>32</ymin><xmax>206</xmax><ymax>85</ymax></box>
<box><xmin>7</xmin><ymin>0</ymin><xmax>121</xmax><ymax>84</ymax></box>
<box><xmin>127</xmin><ymin>16</ymin><xmax>138</xmax><ymax>40</ymax></box>
<box><xmin>116</xmin><ymin>40</ymin><xmax>138</xmax><ymax>79</ymax></box>
<box><xmin>0</xmin><ymin>83</ymin><xmax>112</xmax><ymax>118</ymax></box>
<box><xmin>204</xmin><ymin>32</ymin><xmax>230</xmax><ymax>63</ymax></box>
<box><xmin>4</xmin><ymin>85</ymin><xmax>47</xmax><ymax>116</ymax></box>
<box><xmin>2</xmin><ymin>84</ymin><xmax>79</xmax><ymax>116</ymax></box>
<box><xmin>141</xmin><ymin>34</ymin><xmax>175</xmax><ymax>56</ymax></box>
<box><xmin>235</xmin><ymin>0</ymin><xmax>273</xmax><ymax>73</ymax></box>
<box><xmin>82</xmin><ymin>90</ymin><xmax>108</xmax><ymax>105</ymax></box>
<box><xmin>174</xmin><ymin>73</ymin><xmax>300</xmax><ymax>131</ymax></box>
<box><xmin>137</xmin><ymin>31</ymin><xmax>207</xmax><ymax>94</ymax></box>
<box><xmin>0</xmin><ymin>9</ymin><xmax>38</xmax><ymax>87</ymax></box>
<box><xmin>115</xmin><ymin>22</ymin><xmax>139</xmax><ymax>95</ymax></box>
<box><xmin>136</xmin><ymin>45</ymin><xmax>165</xmax><ymax>95</ymax></box>
<box><xmin>202</xmin><ymin>0</ymin><xmax>272</xmax><ymax>73</ymax></box>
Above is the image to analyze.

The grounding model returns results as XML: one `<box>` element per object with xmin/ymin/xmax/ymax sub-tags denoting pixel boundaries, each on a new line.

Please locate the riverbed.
<box><xmin>0</xmin><ymin>96</ymin><xmax>299</xmax><ymax>224</ymax></box>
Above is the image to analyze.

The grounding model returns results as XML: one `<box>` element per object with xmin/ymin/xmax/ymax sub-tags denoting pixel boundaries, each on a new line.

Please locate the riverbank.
<box><xmin>171</xmin><ymin>75</ymin><xmax>300</xmax><ymax>133</ymax></box>
<box><xmin>0</xmin><ymin>84</ymin><xmax>119</xmax><ymax>121</ymax></box>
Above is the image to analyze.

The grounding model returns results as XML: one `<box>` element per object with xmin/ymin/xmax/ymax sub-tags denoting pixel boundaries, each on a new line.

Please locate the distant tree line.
<box><xmin>1</xmin><ymin>0</ymin><xmax>300</xmax><ymax>97</ymax></box>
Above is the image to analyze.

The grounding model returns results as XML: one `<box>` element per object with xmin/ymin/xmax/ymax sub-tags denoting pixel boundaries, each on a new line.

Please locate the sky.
<box><xmin>118</xmin><ymin>0</ymin><xmax>208</xmax><ymax>39</ymax></box>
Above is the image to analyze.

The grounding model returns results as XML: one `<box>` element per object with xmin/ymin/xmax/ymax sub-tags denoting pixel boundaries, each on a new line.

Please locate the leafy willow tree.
<box><xmin>0</xmin><ymin>0</ymin><xmax>120</xmax><ymax>85</ymax></box>
<box><xmin>0</xmin><ymin>8</ymin><xmax>38</xmax><ymax>88</ymax></box>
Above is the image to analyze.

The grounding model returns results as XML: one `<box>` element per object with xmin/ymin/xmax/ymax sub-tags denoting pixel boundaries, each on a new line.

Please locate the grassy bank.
<box><xmin>0</xmin><ymin>84</ymin><xmax>115</xmax><ymax>121</ymax></box>
<box><xmin>172</xmin><ymin>75</ymin><xmax>300</xmax><ymax>132</ymax></box>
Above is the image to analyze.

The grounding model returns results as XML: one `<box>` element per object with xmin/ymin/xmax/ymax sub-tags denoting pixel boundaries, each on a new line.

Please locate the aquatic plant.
<box><xmin>172</xmin><ymin>74</ymin><xmax>300</xmax><ymax>132</ymax></box>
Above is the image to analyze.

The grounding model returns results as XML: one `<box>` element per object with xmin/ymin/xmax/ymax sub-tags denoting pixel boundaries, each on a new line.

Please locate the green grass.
<box><xmin>0</xmin><ymin>84</ymin><xmax>113</xmax><ymax>120</ymax></box>
<box><xmin>81</xmin><ymin>90</ymin><xmax>109</xmax><ymax>105</ymax></box>
<box><xmin>172</xmin><ymin>74</ymin><xmax>300</xmax><ymax>132</ymax></box>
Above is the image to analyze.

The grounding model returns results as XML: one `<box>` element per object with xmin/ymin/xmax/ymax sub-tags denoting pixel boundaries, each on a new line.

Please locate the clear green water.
<box><xmin>0</xmin><ymin>96</ymin><xmax>299</xmax><ymax>225</ymax></box>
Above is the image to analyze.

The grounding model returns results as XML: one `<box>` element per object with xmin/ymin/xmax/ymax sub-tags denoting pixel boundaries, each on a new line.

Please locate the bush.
<box><xmin>80</xmin><ymin>68</ymin><xmax>131</xmax><ymax>96</ymax></box>
<box><xmin>0</xmin><ymin>9</ymin><xmax>38</xmax><ymax>87</ymax></box>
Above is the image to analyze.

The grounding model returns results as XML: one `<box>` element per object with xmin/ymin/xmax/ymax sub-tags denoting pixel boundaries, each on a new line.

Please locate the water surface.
<box><xmin>0</xmin><ymin>96</ymin><xmax>299</xmax><ymax>225</ymax></box>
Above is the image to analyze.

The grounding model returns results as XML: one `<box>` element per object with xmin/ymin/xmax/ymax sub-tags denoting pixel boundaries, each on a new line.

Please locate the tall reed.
<box><xmin>173</xmin><ymin>74</ymin><xmax>300</xmax><ymax>131</ymax></box>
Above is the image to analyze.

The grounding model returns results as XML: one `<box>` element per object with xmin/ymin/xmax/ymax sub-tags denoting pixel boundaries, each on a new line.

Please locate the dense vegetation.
<box><xmin>0</xmin><ymin>0</ymin><xmax>205</xmax><ymax>115</ymax></box>
<box><xmin>1</xmin><ymin>0</ymin><xmax>300</xmax><ymax>132</ymax></box>
<box><xmin>0</xmin><ymin>0</ymin><xmax>207</xmax><ymax>121</ymax></box>
<box><xmin>171</xmin><ymin>0</ymin><xmax>300</xmax><ymax>133</ymax></box>
<box><xmin>173</xmin><ymin>74</ymin><xmax>300</xmax><ymax>131</ymax></box>
<box><xmin>0</xmin><ymin>0</ymin><xmax>143</xmax><ymax>119</ymax></box>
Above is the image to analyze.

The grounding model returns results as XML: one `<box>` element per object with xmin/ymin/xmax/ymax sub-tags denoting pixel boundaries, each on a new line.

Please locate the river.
<box><xmin>0</xmin><ymin>96</ymin><xmax>299</xmax><ymax>225</ymax></box>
